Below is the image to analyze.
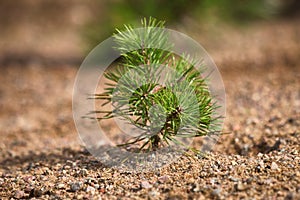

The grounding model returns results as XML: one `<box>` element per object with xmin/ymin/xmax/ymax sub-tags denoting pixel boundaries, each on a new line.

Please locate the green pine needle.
<box><xmin>93</xmin><ymin>17</ymin><xmax>221</xmax><ymax>152</ymax></box>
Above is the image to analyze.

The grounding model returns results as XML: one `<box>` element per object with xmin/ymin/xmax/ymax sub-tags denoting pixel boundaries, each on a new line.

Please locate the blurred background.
<box><xmin>0</xmin><ymin>0</ymin><xmax>299</xmax><ymax>157</ymax></box>
<box><xmin>0</xmin><ymin>0</ymin><xmax>299</xmax><ymax>63</ymax></box>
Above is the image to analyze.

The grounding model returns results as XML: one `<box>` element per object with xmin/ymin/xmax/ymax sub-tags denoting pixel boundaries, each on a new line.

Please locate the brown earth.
<box><xmin>0</xmin><ymin>18</ymin><xmax>299</xmax><ymax>199</ymax></box>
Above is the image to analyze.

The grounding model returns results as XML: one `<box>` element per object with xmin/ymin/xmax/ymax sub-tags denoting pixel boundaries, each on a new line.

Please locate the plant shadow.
<box><xmin>0</xmin><ymin>147</ymin><xmax>105</xmax><ymax>171</ymax></box>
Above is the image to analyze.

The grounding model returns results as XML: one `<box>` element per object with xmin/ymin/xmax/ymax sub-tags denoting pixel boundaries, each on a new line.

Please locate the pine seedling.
<box><xmin>93</xmin><ymin>17</ymin><xmax>220</xmax><ymax>152</ymax></box>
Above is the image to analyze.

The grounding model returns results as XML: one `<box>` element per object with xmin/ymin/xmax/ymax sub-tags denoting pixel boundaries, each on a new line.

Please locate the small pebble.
<box><xmin>292</xmin><ymin>150</ymin><xmax>298</xmax><ymax>155</ymax></box>
<box><xmin>30</xmin><ymin>187</ymin><xmax>44</xmax><ymax>197</ymax></box>
<box><xmin>257</xmin><ymin>153</ymin><xmax>264</xmax><ymax>157</ymax></box>
<box><xmin>211</xmin><ymin>188</ymin><xmax>221</xmax><ymax>198</ymax></box>
<box><xmin>259</xmin><ymin>160</ymin><xmax>265</xmax><ymax>169</ymax></box>
<box><xmin>24</xmin><ymin>186</ymin><xmax>33</xmax><ymax>192</ymax></box>
<box><xmin>271</xmin><ymin>162</ymin><xmax>279</xmax><ymax>170</ymax></box>
<box><xmin>229</xmin><ymin>176</ymin><xmax>239</xmax><ymax>182</ymax></box>
<box><xmin>14</xmin><ymin>190</ymin><xmax>25</xmax><ymax>199</ymax></box>
<box><xmin>23</xmin><ymin>176</ymin><xmax>35</xmax><ymax>183</ymax></box>
<box><xmin>231</xmin><ymin>161</ymin><xmax>237</xmax><ymax>165</ymax></box>
<box><xmin>70</xmin><ymin>182</ymin><xmax>82</xmax><ymax>192</ymax></box>
<box><xmin>141</xmin><ymin>181</ymin><xmax>152</xmax><ymax>189</ymax></box>
<box><xmin>79</xmin><ymin>169</ymin><xmax>88</xmax><ymax>176</ymax></box>
<box><xmin>236</xmin><ymin>182</ymin><xmax>247</xmax><ymax>191</ymax></box>
<box><xmin>192</xmin><ymin>183</ymin><xmax>200</xmax><ymax>192</ymax></box>
<box><xmin>86</xmin><ymin>186</ymin><xmax>96</xmax><ymax>194</ymax></box>
<box><xmin>57</xmin><ymin>183</ymin><xmax>65</xmax><ymax>189</ymax></box>
<box><xmin>158</xmin><ymin>175</ymin><xmax>169</xmax><ymax>183</ymax></box>
<box><xmin>149</xmin><ymin>190</ymin><xmax>160</xmax><ymax>197</ymax></box>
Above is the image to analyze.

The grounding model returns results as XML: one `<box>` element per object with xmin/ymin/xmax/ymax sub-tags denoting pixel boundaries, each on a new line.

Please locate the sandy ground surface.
<box><xmin>0</xmin><ymin>18</ymin><xmax>299</xmax><ymax>199</ymax></box>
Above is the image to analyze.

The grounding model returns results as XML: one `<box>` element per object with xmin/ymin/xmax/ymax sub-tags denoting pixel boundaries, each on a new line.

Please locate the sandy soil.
<box><xmin>0</xmin><ymin>19</ymin><xmax>299</xmax><ymax>199</ymax></box>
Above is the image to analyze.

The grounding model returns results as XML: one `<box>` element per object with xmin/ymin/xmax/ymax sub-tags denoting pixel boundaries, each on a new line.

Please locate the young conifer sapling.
<box><xmin>92</xmin><ymin>17</ymin><xmax>221</xmax><ymax>153</ymax></box>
